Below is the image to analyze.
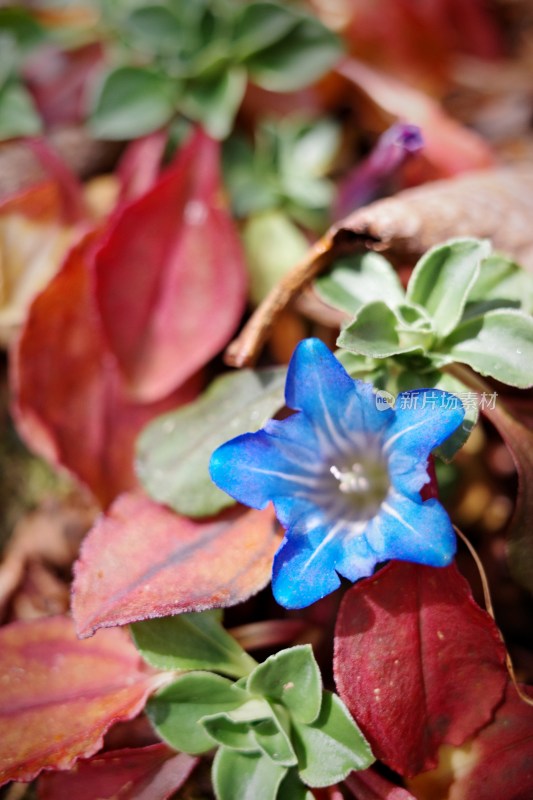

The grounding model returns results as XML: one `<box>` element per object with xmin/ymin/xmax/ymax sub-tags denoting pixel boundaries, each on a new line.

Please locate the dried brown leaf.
<box><xmin>226</xmin><ymin>165</ymin><xmax>533</xmax><ymax>367</ymax></box>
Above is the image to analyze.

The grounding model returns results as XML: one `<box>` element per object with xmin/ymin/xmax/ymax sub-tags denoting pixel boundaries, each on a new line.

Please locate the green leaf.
<box><xmin>315</xmin><ymin>252</ymin><xmax>405</xmax><ymax>315</ymax></box>
<box><xmin>136</xmin><ymin>367</ymin><xmax>286</xmax><ymax>517</ymax></box>
<box><xmin>147</xmin><ymin>672</ymin><xmax>250</xmax><ymax>754</ymax></box>
<box><xmin>90</xmin><ymin>66</ymin><xmax>178</xmax><ymax>139</ymax></box>
<box><xmin>253</xmin><ymin>711</ymin><xmax>297</xmax><ymax>766</ymax></box>
<box><xmin>291</xmin><ymin>691</ymin><xmax>374</xmax><ymax>787</ymax></box>
<box><xmin>125</xmin><ymin>5</ymin><xmax>184</xmax><ymax>53</ymax></box>
<box><xmin>233</xmin><ymin>2</ymin><xmax>298</xmax><ymax>59</ymax></box>
<box><xmin>434</xmin><ymin>308</ymin><xmax>533</xmax><ymax>388</ymax></box>
<box><xmin>247</xmin><ymin>645</ymin><xmax>322</xmax><ymax>725</ymax></box>
<box><xmin>223</xmin><ymin>698</ymin><xmax>273</xmax><ymax>723</ymax></box>
<box><xmin>131</xmin><ymin>611</ymin><xmax>257</xmax><ymax>678</ymax></box>
<box><xmin>202</xmin><ymin>715</ymin><xmax>259</xmax><ymax>752</ymax></box>
<box><xmin>182</xmin><ymin>67</ymin><xmax>247</xmax><ymax>139</ymax></box>
<box><xmin>245</xmin><ymin>16</ymin><xmax>343</xmax><ymax>92</ymax></box>
<box><xmin>279</xmin><ymin>118</ymin><xmax>340</xmax><ymax>180</ymax></box>
<box><xmin>213</xmin><ymin>748</ymin><xmax>287</xmax><ymax>800</ymax></box>
<box><xmin>0</xmin><ymin>80</ymin><xmax>41</xmax><ymax>139</ymax></box>
<box><xmin>466</xmin><ymin>252</ymin><xmax>533</xmax><ymax>315</ymax></box>
<box><xmin>406</xmin><ymin>238</ymin><xmax>492</xmax><ymax>337</ymax></box>
<box><xmin>277</xmin><ymin>768</ymin><xmax>314</xmax><ymax>800</ymax></box>
<box><xmin>0</xmin><ymin>8</ymin><xmax>45</xmax><ymax>51</ymax></box>
<box><xmin>243</xmin><ymin>211</ymin><xmax>309</xmax><ymax>305</ymax></box>
<box><xmin>337</xmin><ymin>301</ymin><xmax>431</xmax><ymax>358</ymax></box>
<box><xmin>222</xmin><ymin>135</ymin><xmax>279</xmax><ymax>218</ymax></box>
<box><xmin>431</xmin><ymin>373</ymin><xmax>479</xmax><ymax>461</ymax></box>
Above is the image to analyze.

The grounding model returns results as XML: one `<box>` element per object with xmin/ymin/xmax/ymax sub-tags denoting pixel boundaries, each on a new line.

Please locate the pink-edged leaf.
<box><xmin>117</xmin><ymin>132</ymin><xmax>168</xmax><ymax>206</ymax></box>
<box><xmin>24</xmin><ymin>43</ymin><xmax>104</xmax><ymax>128</ymax></box>
<box><xmin>38</xmin><ymin>744</ymin><xmax>197</xmax><ymax>800</ymax></box>
<box><xmin>334</xmin><ymin>562</ymin><xmax>507</xmax><ymax>777</ymax></box>
<box><xmin>0</xmin><ymin>616</ymin><xmax>161</xmax><ymax>786</ymax></box>
<box><xmin>95</xmin><ymin>127</ymin><xmax>248</xmax><ymax>402</ymax></box>
<box><xmin>72</xmin><ymin>493</ymin><xmax>280</xmax><ymax>638</ymax></box>
<box><xmin>345</xmin><ymin>769</ymin><xmax>416</xmax><ymax>799</ymax></box>
<box><xmin>448</xmin><ymin>683</ymin><xmax>533</xmax><ymax>800</ymax></box>
<box><xmin>481</xmin><ymin>401</ymin><xmax>533</xmax><ymax>594</ymax></box>
<box><xmin>337</xmin><ymin>58</ymin><xmax>495</xmax><ymax>178</ymax></box>
<box><xmin>12</xmin><ymin>232</ymin><xmax>199</xmax><ymax>508</ymax></box>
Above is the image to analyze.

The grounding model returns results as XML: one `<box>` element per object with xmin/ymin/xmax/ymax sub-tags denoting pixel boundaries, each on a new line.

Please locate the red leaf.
<box><xmin>117</xmin><ymin>132</ymin><xmax>167</xmax><ymax>206</ymax></box>
<box><xmin>448</xmin><ymin>683</ymin><xmax>533</xmax><ymax>800</ymax></box>
<box><xmin>12</xmin><ymin>233</ymin><xmax>198</xmax><ymax>507</ymax></box>
<box><xmin>72</xmin><ymin>493</ymin><xmax>281</xmax><ymax>638</ymax></box>
<box><xmin>0</xmin><ymin>616</ymin><xmax>160</xmax><ymax>786</ymax></box>
<box><xmin>38</xmin><ymin>744</ymin><xmax>197</xmax><ymax>800</ymax></box>
<box><xmin>24</xmin><ymin>43</ymin><xmax>104</xmax><ymax>128</ymax></box>
<box><xmin>334</xmin><ymin>562</ymin><xmax>507</xmax><ymax>776</ymax></box>
<box><xmin>95</xmin><ymin>128</ymin><xmax>248</xmax><ymax>402</ymax></box>
<box><xmin>345</xmin><ymin>769</ymin><xmax>416</xmax><ymax>799</ymax></box>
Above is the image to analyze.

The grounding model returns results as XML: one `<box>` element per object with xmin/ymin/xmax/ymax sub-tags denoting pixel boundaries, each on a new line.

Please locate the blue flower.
<box><xmin>209</xmin><ymin>339</ymin><xmax>464</xmax><ymax>609</ymax></box>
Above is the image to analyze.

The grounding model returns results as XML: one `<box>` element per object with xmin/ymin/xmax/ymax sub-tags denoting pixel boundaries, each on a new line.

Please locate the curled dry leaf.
<box><xmin>72</xmin><ymin>493</ymin><xmax>281</xmax><ymax>638</ymax></box>
<box><xmin>0</xmin><ymin>616</ymin><xmax>161</xmax><ymax>786</ymax></box>
<box><xmin>38</xmin><ymin>744</ymin><xmax>198</xmax><ymax>800</ymax></box>
<box><xmin>0</xmin><ymin>494</ymin><xmax>97</xmax><ymax>620</ymax></box>
<box><xmin>334</xmin><ymin>562</ymin><xmax>507</xmax><ymax>777</ymax></box>
<box><xmin>226</xmin><ymin>164</ymin><xmax>533</xmax><ymax>367</ymax></box>
<box><xmin>95</xmin><ymin>127</ymin><xmax>248</xmax><ymax>402</ymax></box>
<box><xmin>12</xmin><ymin>232</ymin><xmax>199</xmax><ymax>507</ymax></box>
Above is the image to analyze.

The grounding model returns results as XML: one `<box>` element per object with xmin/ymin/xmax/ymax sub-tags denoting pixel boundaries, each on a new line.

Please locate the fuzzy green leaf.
<box><xmin>90</xmin><ymin>66</ymin><xmax>178</xmax><ymax>139</ymax></box>
<box><xmin>131</xmin><ymin>611</ymin><xmax>256</xmax><ymax>678</ymax></box>
<box><xmin>406</xmin><ymin>238</ymin><xmax>491</xmax><ymax>337</ymax></box>
<box><xmin>202</xmin><ymin>716</ymin><xmax>259</xmax><ymax>752</ymax></box>
<box><xmin>243</xmin><ymin>211</ymin><xmax>309</xmax><ymax>304</ymax></box>
<box><xmin>466</xmin><ymin>252</ymin><xmax>533</xmax><ymax>316</ymax></box>
<box><xmin>434</xmin><ymin>308</ymin><xmax>533</xmax><ymax>388</ymax></box>
<box><xmin>136</xmin><ymin>367</ymin><xmax>286</xmax><ymax>517</ymax></box>
<box><xmin>253</xmin><ymin>709</ymin><xmax>297</xmax><ymax>766</ymax></box>
<box><xmin>125</xmin><ymin>5</ymin><xmax>184</xmax><ymax>53</ymax></box>
<box><xmin>277</xmin><ymin>768</ymin><xmax>315</xmax><ymax>800</ymax></box>
<box><xmin>233</xmin><ymin>2</ymin><xmax>298</xmax><ymax>59</ymax></box>
<box><xmin>315</xmin><ymin>252</ymin><xmax>404</xmax><ymax>316</ymax></box>
<box><xmin>337</xmin><ymin>301</ymin><xmax>431</xmax><ymax>358</ymax></box>
<box><xmin>213</xmin><ymin>748</ymin><xmax>287</xmax><ymax>800</ymax></box>
<box><xmin>291</xmin><ymin>691</ymin><xmax>374</xmax><ymax>787</ymax></box>
<box><xmin>245</xmin><ymin>16</ymin><xmax>342</xmax><ymax>92</ymax></box>
<box><xmin>182</xmin><ymin>67</ymin><xmax>246</xmax><ymax>139</ymax></box>
<box><xmin>247</xmin><ymin>645</ymin><xmax>322</xmax><ymax>725</ymax></box>
<box><xmin>147</xmin><ymin>672</ymin><xmax>250</xmax><ymax>754</ymax></box>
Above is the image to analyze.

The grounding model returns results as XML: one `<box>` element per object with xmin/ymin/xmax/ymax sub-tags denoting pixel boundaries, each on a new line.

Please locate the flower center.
<box><xmin>328</xmin><ymin>453</ymin><xmax>389</xmax><ymax>520</ymax></box>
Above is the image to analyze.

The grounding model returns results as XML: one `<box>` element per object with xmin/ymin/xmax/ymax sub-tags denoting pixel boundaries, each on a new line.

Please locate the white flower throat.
<box><xmin>328</xmin><ymin>453</ymin><xmax>389</xmax><ymax>520</ymax></box>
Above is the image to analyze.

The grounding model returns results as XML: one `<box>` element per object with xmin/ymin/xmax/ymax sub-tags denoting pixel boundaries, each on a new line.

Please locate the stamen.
<box><xmin>330</xmin><ymin>463</ymin><xmax>370</xmax><ymax>493</ymax></box>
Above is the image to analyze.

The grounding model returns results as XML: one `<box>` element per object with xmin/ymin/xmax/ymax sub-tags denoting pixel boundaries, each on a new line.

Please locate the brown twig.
<box><xmin>454</xmin><ymin>525</ymin><xmax>533</xmax><ymax>707</ymax></box>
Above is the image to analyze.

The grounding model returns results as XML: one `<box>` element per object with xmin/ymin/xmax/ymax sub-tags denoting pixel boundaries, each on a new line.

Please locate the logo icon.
<box><xmin>375</xmin><ymin>390</ymin><xmax>395</xmax><ymax>411</ymax></box>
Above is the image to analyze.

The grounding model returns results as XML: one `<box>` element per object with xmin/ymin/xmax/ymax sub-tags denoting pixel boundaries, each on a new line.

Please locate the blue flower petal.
<box><xmin>285</xmin><ymin>339</ymin><xmax>393</xmax><ymax>452</ymax></box>
<box><xmin>385</xmin><ymin>389</ymin><xmax>464</xmax><ymax>497</ymax></box>
<box><xmin>209</xmin><ymin>419</ymin><xmax>324</xmax><ymax>515</ymax></box>
<box><xmin>375</xmin><ymin>490</ymin><xmax>457</xmax><ymax>566</ymax></box>
<box><xmin>272</xmin><ymin>531</ymin><xmax>343</xmax><ymax>609</ymax></box>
